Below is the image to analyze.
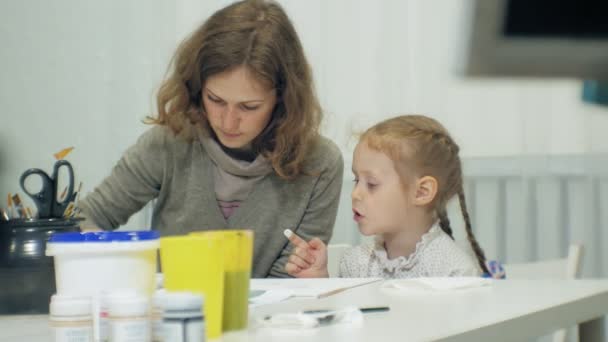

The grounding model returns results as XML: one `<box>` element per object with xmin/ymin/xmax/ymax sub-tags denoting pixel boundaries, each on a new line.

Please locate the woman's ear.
<box><xmin>413</xmin><ymin>176</ymin><xmax>438</xmax><ymax>206</ymax></box>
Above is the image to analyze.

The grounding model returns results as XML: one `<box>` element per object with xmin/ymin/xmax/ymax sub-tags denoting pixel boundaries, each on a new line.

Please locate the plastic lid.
<box><xmin>49</xmin><ymin>231</ymin><xmax>160</xmax><ymax>243</ymax></box>
<box><xmin>50</xmin><ymin>294</ymin><xmax>91</xmax><ymax>317</ymax></box>
<box><xmin>161</xmin><ymin>291</ymin><xmax>204</xmax><ymax>312</ymax></box>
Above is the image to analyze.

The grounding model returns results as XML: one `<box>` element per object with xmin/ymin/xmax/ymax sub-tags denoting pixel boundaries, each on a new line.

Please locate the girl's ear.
<box><xmin>413</xmin><ymin>176</ymin><xmax>438</xmax><ymax>206</ymax></box>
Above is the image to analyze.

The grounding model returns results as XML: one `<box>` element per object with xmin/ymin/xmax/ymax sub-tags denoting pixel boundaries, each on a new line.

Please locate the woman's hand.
<box><xmin>79</xmin><ymin>216</ymin><xmax>103</xmax><ymax>232</ymax></box>
<box><xmin>284</xmin><ymin>229</ymin><xmax>329</xmax><ymax>278</ymax></box>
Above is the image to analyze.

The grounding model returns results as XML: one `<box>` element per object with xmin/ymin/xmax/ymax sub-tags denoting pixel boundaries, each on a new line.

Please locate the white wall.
<box><xmin>0</xmin><ymin>0</ymin><xmax>178</xmax><ymax>227</ymax></box>
<box><xmin>287</xmin><ymin>0</ymin><xmax>608</xmax><ymax>161</ymax></box>
<box><xmin>1</xmin><ymin>0</ymin><xmax>608</xmax><ymax>264</ymax></box>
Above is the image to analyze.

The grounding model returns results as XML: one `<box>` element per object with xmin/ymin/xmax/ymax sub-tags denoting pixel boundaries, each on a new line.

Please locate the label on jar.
<box><xmin>53</xmin><ymin>324</ymin><xmax>93</xmax><ymax>342</ymax></box>
<box><xmin>163</xmin><ymin>320</ymin><xmax>185</xmax><ymax>341</ymax></box>
<box><xmin>151</xmin><ymin>309</ymin><xmax>163</xmax><ymax>342</ymax></box>
<box><xmin>163</xmin><ymin>318</ymin><xmax>204</xmax><ymax>342</ymax></box>
<box><xmin>108</xmin><ymin>317</ymin><xmax>150</xmax><ymax>342</ymax></box>
<box><xmin>185</xmin><ymin>319</ymin><xmax>205</xmax><ymax>342</ymax></box>
<box><xmin>100</xmin><ymin>308</ymin><xmax>109</xmax><ymax>342</ymax></box>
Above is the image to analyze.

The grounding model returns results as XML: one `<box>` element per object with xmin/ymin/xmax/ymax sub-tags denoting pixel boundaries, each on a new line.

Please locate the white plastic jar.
<box><xmin>45</xmin><ymin>231</ymin><xmax>160</xmax><ymax>297</ymax></box>
<box><xmin>98</xmin><ymin>289</ymin><xmax>144</xmax><ymax>342</ymax></box>
<box><xmin>106</xmin><ymin>291</ymin><xmax>150</xmax><ymax>342</ymax></box>
<box><xmin>49</xmin><ymin>294</ymin><xmax>93</xmax><ymax>342</ymax></box>
<box><xmin>162</xmin><ymin>291</ymin><xmax>205</xmax><ymax>342</ymax></box>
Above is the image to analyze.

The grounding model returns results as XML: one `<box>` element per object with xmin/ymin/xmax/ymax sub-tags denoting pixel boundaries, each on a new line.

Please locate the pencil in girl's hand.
<box><xmin>283</xmin><ymin>229</ymin><xmax>310</xmax><ymax>247</ymax></box>
<box><xmin>283</xmin><ymin>229</ymin><xmax>294</xmax><ymax>239</ymax></box>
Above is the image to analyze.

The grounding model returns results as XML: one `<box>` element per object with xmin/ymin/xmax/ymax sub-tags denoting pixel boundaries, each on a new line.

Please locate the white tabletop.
<box><xmin>2</xmin><ymin>279</ymin><xmax>608</xmax><ymax>342</ymax></box>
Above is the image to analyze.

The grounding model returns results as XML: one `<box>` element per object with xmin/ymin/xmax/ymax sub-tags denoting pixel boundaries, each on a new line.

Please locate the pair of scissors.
<box><xmin>19</xmin><ymin>160</ymin><xmax>75</xmax><ymax>219</ymax></box>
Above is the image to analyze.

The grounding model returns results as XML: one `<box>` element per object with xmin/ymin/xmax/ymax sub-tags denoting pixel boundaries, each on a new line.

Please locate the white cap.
<box><xmin>153</xmin><ymin>289</ymin><xmax>166</xmax><ymax>307</ymax></box>
<box><xmin>155</xmin><ymin>273</ymin><xmax>164</xmax><ymax>289</ymax></box>
<box><xmin>50</xmin><ymin>294</ymin><xmax>91</xmax><ymax>317</ymax></box>
<box><xmin>105</xmin><ymin>290</ymin><xmax>149</xmax><ymax>317</ymax></box>
<box><xmin>161</xmin><ymin>291</ymin><xmax>204</xmax><ymax>312</ymax></box>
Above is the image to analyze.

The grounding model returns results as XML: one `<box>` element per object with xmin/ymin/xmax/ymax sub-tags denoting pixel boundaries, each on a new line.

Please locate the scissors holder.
<box><xmin>0</xmin><ymin>218</ymin><xmax>81</xmax><ymax>314</ymax></box>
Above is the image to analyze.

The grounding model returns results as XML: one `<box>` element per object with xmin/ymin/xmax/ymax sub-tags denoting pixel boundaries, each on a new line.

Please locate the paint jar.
<box><xmin>49</xmin><ymin>294</ymin><xmax>93</xmax><ymax>342</ymax></box>
<box><xmin>106</xmin><ymin>291</ymin><xmax>150</xmax><ymax>342</ymax></box>
<box><xmin>162</xmin><ymin>291</ymin><xmax>205</xmax><ymax>342</ymax></box>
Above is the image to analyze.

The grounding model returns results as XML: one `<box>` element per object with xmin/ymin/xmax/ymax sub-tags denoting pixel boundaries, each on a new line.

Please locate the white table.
<box><xmin>2</xmin><ymin>279</ymin><xmax>607</xmax><ymax>341</ymax></box>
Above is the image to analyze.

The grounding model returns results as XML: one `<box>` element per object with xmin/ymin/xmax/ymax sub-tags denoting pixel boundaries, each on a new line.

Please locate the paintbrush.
<box><xmin>11</xmin><ymin>194</ymin><xmax>28</xmax><ymax>219</ymax></box>
<box><xmin>75</xmin><ymin>182</ymin><xmax>83</xmax><ymax>203</ymax></box>
<box><xmin>54</xmin><ymin>146</ymin><xmax>74</xmax><ymax>160</ymax></box>
<box><xmin>59</xmin><ymin>186</ymin><xmax>68</xmax><ymax>202</ymax></box>
<box><xmin>63</xmin><ymin>202</ymin><xmax>75</xmax><ymax>218</ymax></box>
<box><xmin>7</xmin><ymin>193</ymin><xmax>14</xmax><ymax>218</ymax></box>
<box><xmin>0</xmin><ymin>208</ymin><xmax>9</xmax><ymax>221</ymax></box>
<box><xmin>26</xmin><ymin>207</ymin><xmax>34</xmax><ymax>219</ymax></box>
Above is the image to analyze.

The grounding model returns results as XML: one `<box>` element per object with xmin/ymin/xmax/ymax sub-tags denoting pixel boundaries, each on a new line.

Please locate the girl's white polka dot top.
<box><xmin>338</xmin><ymin>224</ymin><xmax>481</xmax><ymax>279</ymax></box>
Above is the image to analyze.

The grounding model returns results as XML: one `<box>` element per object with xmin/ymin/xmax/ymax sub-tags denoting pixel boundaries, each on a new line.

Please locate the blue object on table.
<box><xmin>582</xmin><ymin>80</ymin><xmax>608</xmax><ymax>106</ymax></box>
<box><xmin>482</xmin><ymin>260</ymin><xmax>506</xmax><ymax>279</ymax></box>
<box><xmin>20</xmin><ymin>160</ymin><xmax>75</xmax><ymax>218</ymax></box>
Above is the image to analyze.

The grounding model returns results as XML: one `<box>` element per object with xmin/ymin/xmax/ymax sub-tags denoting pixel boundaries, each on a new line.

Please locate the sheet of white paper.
<box><xmin>249</xmin><ymin>289</ymin><xmax>294</xmax><ymax>307</ymax></box>
<box><xmin>382</xmin><ymin>277</ymin><xmax>492</xmax><ymax>293</ymax></box>
<box><xmin>250</xmin><ymin>278</ymin><xmax>383</xmax><ymax>298</ymax></box>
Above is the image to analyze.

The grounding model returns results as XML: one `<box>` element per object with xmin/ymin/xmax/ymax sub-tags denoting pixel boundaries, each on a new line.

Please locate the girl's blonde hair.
<box><xmin>360</xmin><ymin>115</ymin><xmax>488</xmax><ymax>274</ymax></box>
<box><xmin>148</xmin><ymin>0</ymin><xmax>321</xmax><ymax>180</ymax></box>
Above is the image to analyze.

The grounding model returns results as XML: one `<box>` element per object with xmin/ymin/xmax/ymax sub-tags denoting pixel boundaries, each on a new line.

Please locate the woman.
<box><xmin>79</xmin><ymin>0</ymin><xmax>343</xmax><ymax>278</ymax></box>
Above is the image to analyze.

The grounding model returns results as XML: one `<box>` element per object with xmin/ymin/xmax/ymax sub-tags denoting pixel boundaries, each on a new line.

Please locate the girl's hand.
<box><xmin>284</xmin><ymin>229</ymin><xmax>329</xmax><ymax>278</ymax></box>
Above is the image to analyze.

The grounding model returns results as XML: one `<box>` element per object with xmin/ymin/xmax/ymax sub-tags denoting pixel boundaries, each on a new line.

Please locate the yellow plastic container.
<box><xmin>191</xmin><ymin>230</ymin><xmax>253</xmax><ymax>332</ymax></box>
<box><xmin>159</xmin><ymin>235</ymin><xmax>225</xmax><ymax>340</ymax></box>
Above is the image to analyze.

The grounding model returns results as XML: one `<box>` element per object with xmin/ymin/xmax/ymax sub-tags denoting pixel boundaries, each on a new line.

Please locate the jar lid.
<box><xmin>49</xmin><ymin>231</ymin><xmax>159</xmax><ymax>243</ymax></box>
<box><xmin>161</xmin><ymin>291</ymin><xmax>204</xmax><ymax>312</ymax></box>
<box><xmin>50</xmin><ymin>294</ymin><xmax>91</xmax><ymax>317</ymax></box>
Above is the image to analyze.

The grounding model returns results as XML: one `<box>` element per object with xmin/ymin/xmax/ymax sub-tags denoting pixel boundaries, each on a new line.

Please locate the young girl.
<box><xmin>285</xmin><ymin>115</ymin><xmax>489</xmax><ymax>278</ymax></box>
